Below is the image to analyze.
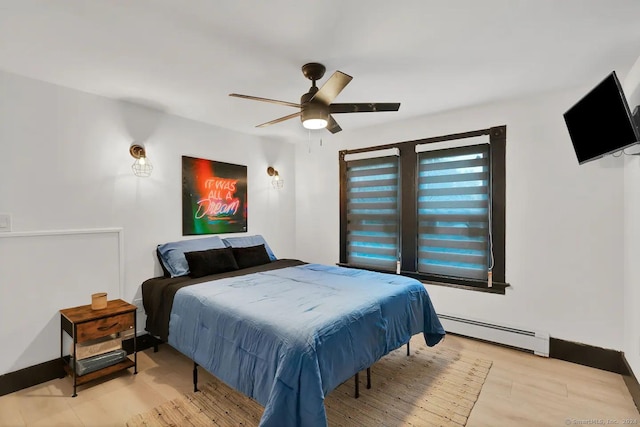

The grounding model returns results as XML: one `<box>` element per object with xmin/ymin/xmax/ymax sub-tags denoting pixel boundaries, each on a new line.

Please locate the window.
<box><xmin>344</xmin><ymin>155</ymin><xmax>399</xmax><ymax>271</ymax></box>
<box><xmin>339</xmin><ymin>126</ymin><xmax>507</xmax><ymax>293</ymax></box>
<box><xmin>417</xmin><ymin>144</ymin><xmax>490</xmax><ymax>280</ymax></box>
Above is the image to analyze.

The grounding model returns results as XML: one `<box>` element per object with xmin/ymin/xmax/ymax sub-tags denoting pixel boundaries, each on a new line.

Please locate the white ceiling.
<box><xmin>1</xmin><ymin>0</ymin><xmax>640</xmax><ymax>141</ymax></box>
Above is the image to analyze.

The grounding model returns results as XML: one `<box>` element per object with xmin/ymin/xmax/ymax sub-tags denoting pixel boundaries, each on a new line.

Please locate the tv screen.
<box><xmin>563</xmin><ymin>71</ymin><xmax>639</xmax><ymax>164</ymax></box>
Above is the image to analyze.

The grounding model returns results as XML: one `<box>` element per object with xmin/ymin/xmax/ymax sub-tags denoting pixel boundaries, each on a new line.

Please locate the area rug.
<box><xmin>127</xmin><ymin>340</ymin><xmax>492</xmax><ymax>426</ymax></box>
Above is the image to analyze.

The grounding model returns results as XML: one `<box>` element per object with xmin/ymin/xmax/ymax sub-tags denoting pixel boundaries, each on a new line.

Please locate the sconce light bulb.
<box><xmin>130</xmin><ymin>144</ymin><xmax>152</xmax><ymax>177</ymax></box>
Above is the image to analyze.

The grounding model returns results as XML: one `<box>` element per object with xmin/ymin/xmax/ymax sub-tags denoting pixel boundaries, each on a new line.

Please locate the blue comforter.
<box><xmin>169</xmin><ymin>263</ymin><xmax>445</xmax><ymax>427</ymax></box>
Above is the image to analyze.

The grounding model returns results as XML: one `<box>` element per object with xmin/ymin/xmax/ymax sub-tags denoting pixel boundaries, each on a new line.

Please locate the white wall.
<box><xmin>0</xmin><ymin>230</ymin><xmax>122</xmax><ymax>374</ymax></box>
<box><xmin>0</xmin><ymin>64</ymin><xmax>633</xmax><ymax>376</ymax></box>
<box><xmin>623</xmin><ymin>57</ymin><xmax>640</xmax><ymax>379</ymax></box>
<box><xmin>0</xmin><ymin>70</ymin><xmax>296</xmax><ymax>374</ymax></box>
<box><xmin>295</xmin><ymin>86</ymin><xmax>625</xmax><ymax>351</ymax></box>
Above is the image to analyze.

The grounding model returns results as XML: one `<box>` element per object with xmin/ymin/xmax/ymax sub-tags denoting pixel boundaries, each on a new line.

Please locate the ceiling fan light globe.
<box><xmin>303</xmin><ymin>118</ymin><xmax>328</xmax><ymax>130</ymax></box>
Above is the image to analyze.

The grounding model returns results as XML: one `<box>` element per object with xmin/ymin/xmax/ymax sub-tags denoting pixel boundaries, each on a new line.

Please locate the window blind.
<box><xmin>417</xmin><ymin>144</ymin><xmax>490</xmax><ymax>280</ymax></box>
<box><xmin>345</xmin><ymin>156</ymin><xmax>399</xmax><ymax>271</ymax></box>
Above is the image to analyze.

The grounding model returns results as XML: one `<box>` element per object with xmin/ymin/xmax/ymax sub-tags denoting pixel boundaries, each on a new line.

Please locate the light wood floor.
<box><xmin>0</xmin><ymin>334</ymin><xmax>638</xmax><ymax>426</ymax></box>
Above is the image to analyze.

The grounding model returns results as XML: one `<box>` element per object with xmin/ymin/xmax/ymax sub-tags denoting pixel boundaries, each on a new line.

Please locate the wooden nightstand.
<box><xmin>60</xmin><ymin>299</ymin><xmax>137</xmax><ymax>397</ymax></box>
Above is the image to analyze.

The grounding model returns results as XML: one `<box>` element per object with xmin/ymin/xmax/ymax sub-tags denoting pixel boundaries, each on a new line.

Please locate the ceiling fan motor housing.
<box><xmin>300</xmin><ymin>90</ymin><xmax>328</xmax><ymax>126</ymax></box>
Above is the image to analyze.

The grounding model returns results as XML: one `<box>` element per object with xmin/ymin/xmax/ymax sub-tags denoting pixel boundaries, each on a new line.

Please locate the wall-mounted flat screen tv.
<box><xmin>563</xmin><ymin>71</ymin><xmax>639</xmax><ymax>164</ymax></box>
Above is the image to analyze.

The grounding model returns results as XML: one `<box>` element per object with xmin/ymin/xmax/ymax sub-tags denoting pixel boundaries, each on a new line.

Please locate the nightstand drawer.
<box><xmin>76</xmin><ymin>312</ymin><xmax>134</xmax><ymax>342</ymax></box>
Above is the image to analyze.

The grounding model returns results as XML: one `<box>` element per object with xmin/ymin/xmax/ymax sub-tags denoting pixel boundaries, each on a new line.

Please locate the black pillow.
<box><xmin>184</xmin><ymin>247</ymin><xmax>239</xmax><ymax>278</ymax></box>
<box><xmin>232</xmin><ymin>244</ymin><xmax>272</xmax><ymax>269</ymax></box>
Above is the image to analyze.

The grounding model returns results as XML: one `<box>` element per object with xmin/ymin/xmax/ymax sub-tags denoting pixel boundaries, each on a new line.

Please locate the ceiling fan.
<box><xmin>229</xmin><ymin>62</ymin><xmax>400</xmax><ymax>134</ymax></box>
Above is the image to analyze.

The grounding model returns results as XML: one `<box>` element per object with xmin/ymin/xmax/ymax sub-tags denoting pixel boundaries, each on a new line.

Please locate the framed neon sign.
<box><xmin>182</xmin><ymin>156</ymin><xmax>247</xmax><ymax>235</ymax></box>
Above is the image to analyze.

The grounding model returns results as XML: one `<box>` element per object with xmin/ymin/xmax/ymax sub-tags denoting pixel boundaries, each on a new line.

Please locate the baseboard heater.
<box><xmin>438</xmin><ymin>313</ymin><xmax>550</xmax><ymax>357</ymax></box>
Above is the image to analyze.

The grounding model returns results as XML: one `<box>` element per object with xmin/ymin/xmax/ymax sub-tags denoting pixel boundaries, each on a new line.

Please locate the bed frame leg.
<box><xmin>193</xmin><ymin>362</ymin><xmax>199</xmax><ymax>392</ymax></box>
<box><xmin>148</xmin><ymin>335</ymin><xmax>159</xmax><ymax>353</ymax></box>
<box><xmin>366</xmin><ymin>367</ymin><xmax>371</xmax><ymax>389</ymax></box>
<box><xmin>407</xmin><ymin>341</ymin><xmax>410</xmax><ymax>356</ymax></box>
<box><xmin>354</xmin><ymin>372</ymin><xmax>360</xmax><ymax>398</ymax></box>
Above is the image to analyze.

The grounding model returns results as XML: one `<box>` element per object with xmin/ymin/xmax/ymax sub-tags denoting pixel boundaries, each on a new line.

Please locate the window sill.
<box><xmin>420</xmin><ymin>279</ymin><xmax>509</xmax><ymax>295</ymax></box>
<box><xmin>336</xmin><ymin>263</ymin><xmax>510</xmax><ymax>295</ymax></box>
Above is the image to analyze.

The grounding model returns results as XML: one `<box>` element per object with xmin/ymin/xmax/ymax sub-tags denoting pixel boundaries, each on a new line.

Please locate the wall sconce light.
<box><xmin>129</xmin><ymin>143</ymin><xmax>153</xmax><ymax>177</ymax></box>
<box><xmin>267</xmin><ymin>166</ymin><xmax>284</xmax><ymax>189</ymax></box>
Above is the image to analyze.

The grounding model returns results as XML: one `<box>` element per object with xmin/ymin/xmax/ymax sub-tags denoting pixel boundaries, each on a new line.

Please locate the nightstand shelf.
<box><xmin>60</xmin><ymin>298</ymin><xmax>137</xmax><ymax>397</ymax></box>
<box><xmin>62</xmin><ymin>357</ymin><xmax>135</xmax><ymax>385</ymax></box>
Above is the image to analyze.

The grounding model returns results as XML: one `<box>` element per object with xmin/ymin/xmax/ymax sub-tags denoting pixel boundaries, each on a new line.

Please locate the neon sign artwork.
<box><xmin>182</xmin><ymin>156</ymin><xmax>247</xmax><ymax>235</ymax></box>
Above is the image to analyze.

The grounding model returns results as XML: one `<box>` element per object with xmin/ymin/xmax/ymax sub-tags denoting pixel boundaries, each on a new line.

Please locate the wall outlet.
<box><xmin>133</xmin><ymin>298</ymin><xmax>143</xmax><ymax>313</ymax></box>
<box><xmin>0</xmin><ymin>213</ymin><xmax>11</xmax><ymax>232</ymax></box>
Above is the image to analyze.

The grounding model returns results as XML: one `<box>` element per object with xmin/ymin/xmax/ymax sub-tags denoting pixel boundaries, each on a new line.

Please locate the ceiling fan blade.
<box><xmin>229</xmin><ymin>93</ymin><xmax>300</xmax><ymax>108</ymax></box>
<box><xmin>326</xmin><ymin>115</ymin><xmax>342</xmax><ymax>134</ymax></box>
<box><xmin>311</xmin><ymin>71</ymin><xmax>353</xmax><ymax>105</ymax></box>
<box><xmin>256</xmin><ymin>111</ymin><xmax>302</xmax><ymax>128</ymax></box>
<box><xmin>330</xmin><ymin>103</ymin><xmax>401</xmax><ymax>114</ymax></box>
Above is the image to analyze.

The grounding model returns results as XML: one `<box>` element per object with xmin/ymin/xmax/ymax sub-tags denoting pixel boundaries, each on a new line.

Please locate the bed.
<box><xmin>142</xmin><ymin>237</ymin><xmax>445</xmax><ymax>427</ymax></box>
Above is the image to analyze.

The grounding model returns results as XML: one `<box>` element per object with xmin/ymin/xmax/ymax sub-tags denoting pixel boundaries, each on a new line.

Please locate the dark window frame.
<box><xmin>339</xmin><ymin>125</ymin><xmax>508</xmax><ymax>294</ymax></box>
